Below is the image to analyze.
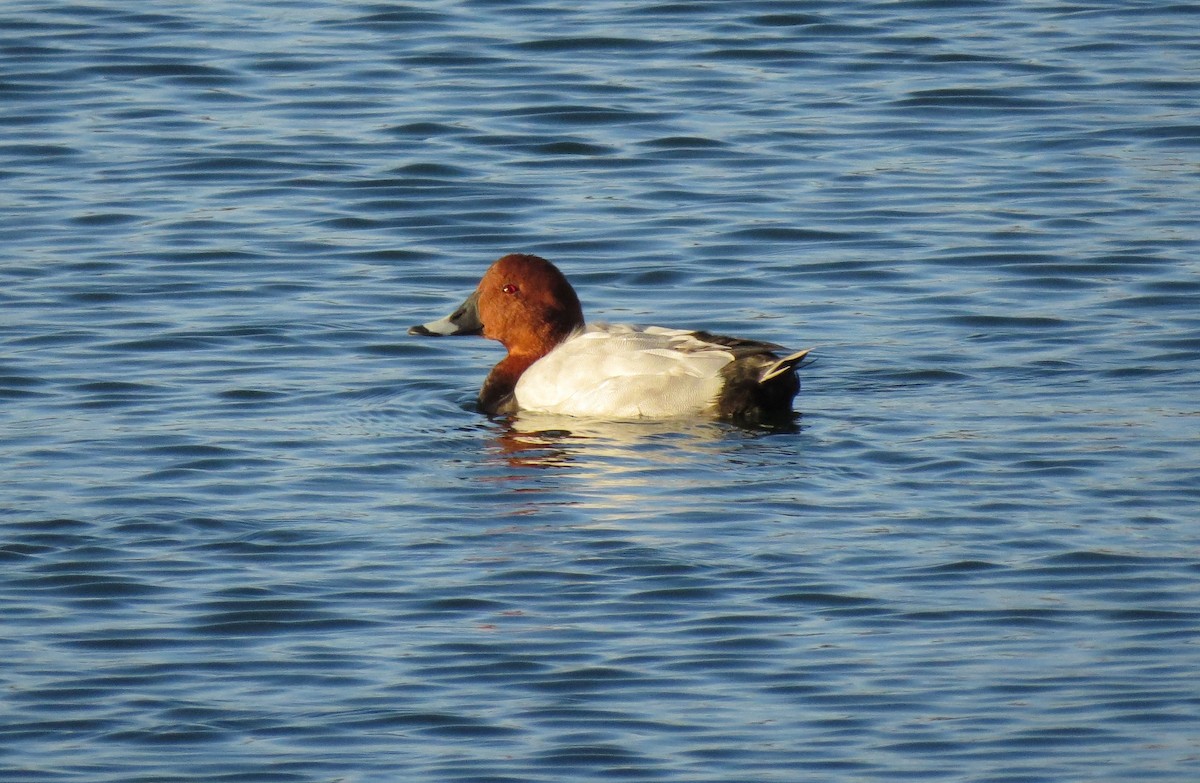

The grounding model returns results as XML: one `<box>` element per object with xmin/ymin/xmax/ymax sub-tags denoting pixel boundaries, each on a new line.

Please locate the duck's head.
<box><xmin>409</xmin><ymin>253</ymin><xmax>584</xmax><ymax>355</ymax></box>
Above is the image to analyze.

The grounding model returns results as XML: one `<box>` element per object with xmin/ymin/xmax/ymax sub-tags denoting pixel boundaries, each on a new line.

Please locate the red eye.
<box><xmin>502</xmin><ymin>283</ymin><xmax>518</xmax><ymax>295</ymax></box>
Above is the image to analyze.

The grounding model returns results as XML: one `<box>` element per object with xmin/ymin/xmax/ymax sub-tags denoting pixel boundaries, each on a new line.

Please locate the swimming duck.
<box><xmin>409</xmin><ymin>253</ymin><xmax>811</xmax><ymax>424</ymax></box>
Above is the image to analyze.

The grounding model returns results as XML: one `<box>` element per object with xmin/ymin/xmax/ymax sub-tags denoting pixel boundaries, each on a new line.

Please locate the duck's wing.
<box><xmin>663</xmin><ymin>328</ymin><xmax>787</xmax><ymax>354</ymax></box>
<box><xmin>515</xmin><ymin>328</ymin><xmax>731</xmax><ymax>417</ymax></box>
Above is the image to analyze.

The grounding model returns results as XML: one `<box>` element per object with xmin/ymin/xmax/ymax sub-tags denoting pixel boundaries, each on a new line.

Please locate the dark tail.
<box><xmin>717</xmin><ymin>348</ymin><xmax>813</xmax><ymax>425</ymax></box>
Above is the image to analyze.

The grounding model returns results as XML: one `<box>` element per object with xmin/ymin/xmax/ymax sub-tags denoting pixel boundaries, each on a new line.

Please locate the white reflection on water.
<box><xmin>479</xmin><ymin>412</ymin><xmax>805</xmax><ymax>528</ymax></box>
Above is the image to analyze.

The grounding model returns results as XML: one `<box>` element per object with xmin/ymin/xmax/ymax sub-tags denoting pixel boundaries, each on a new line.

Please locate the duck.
<box><xmin>409</xmin><ymin>253</ymin><xmax>811</xmax><ymax>424</ymax></box>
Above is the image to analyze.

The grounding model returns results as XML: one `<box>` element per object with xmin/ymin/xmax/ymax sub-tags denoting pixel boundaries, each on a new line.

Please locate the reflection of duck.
<box><xmin>489</xmin><ymin>421</ymin><xmax>577</xmax><ymax>471</ymax></box>
<box><xmin>489</xmin><ymin>415</ymin><xmax>732</xmax><ymax>491</ymax></box>
<box><xmin>410</xmin><ymin>253</ymin><xmax>811</xmax><ymax>425</ymax></box>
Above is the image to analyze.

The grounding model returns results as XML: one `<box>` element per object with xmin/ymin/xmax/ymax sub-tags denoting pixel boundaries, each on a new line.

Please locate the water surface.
<box><xmin>2</xmin><ymin>1</ymin><xmax>1198</xmax><ymax>781</ymax></box>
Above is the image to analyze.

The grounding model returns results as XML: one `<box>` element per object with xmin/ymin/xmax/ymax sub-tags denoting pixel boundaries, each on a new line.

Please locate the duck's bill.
<box><xmin>408</xmin><ymin>290</ymin><xmax>483</xmax><ymax>336</ymax></box>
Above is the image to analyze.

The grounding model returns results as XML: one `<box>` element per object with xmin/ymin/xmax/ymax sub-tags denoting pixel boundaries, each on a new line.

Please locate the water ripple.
<box><xmin>1</xmin><ymin>1</ymin><xmax>1198</xmax><ymax>782</ymax></box>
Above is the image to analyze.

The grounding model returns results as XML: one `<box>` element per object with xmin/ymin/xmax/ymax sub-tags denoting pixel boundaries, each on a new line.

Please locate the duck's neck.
<box><xmin>479</xmin><ymin>352</ymin><xmax>540</xmax><ymax>416</ymax></box>
<box><xmin>479</xmin><ymin>323</ymin><xmax>582</xmax><ymax>416</ymax></box>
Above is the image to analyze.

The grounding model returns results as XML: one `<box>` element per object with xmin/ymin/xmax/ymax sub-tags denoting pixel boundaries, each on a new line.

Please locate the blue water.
<box><xmin>2</xmin><ymin>1</ymin><xmax>1199</xmax><ymax>781</ymax></box>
